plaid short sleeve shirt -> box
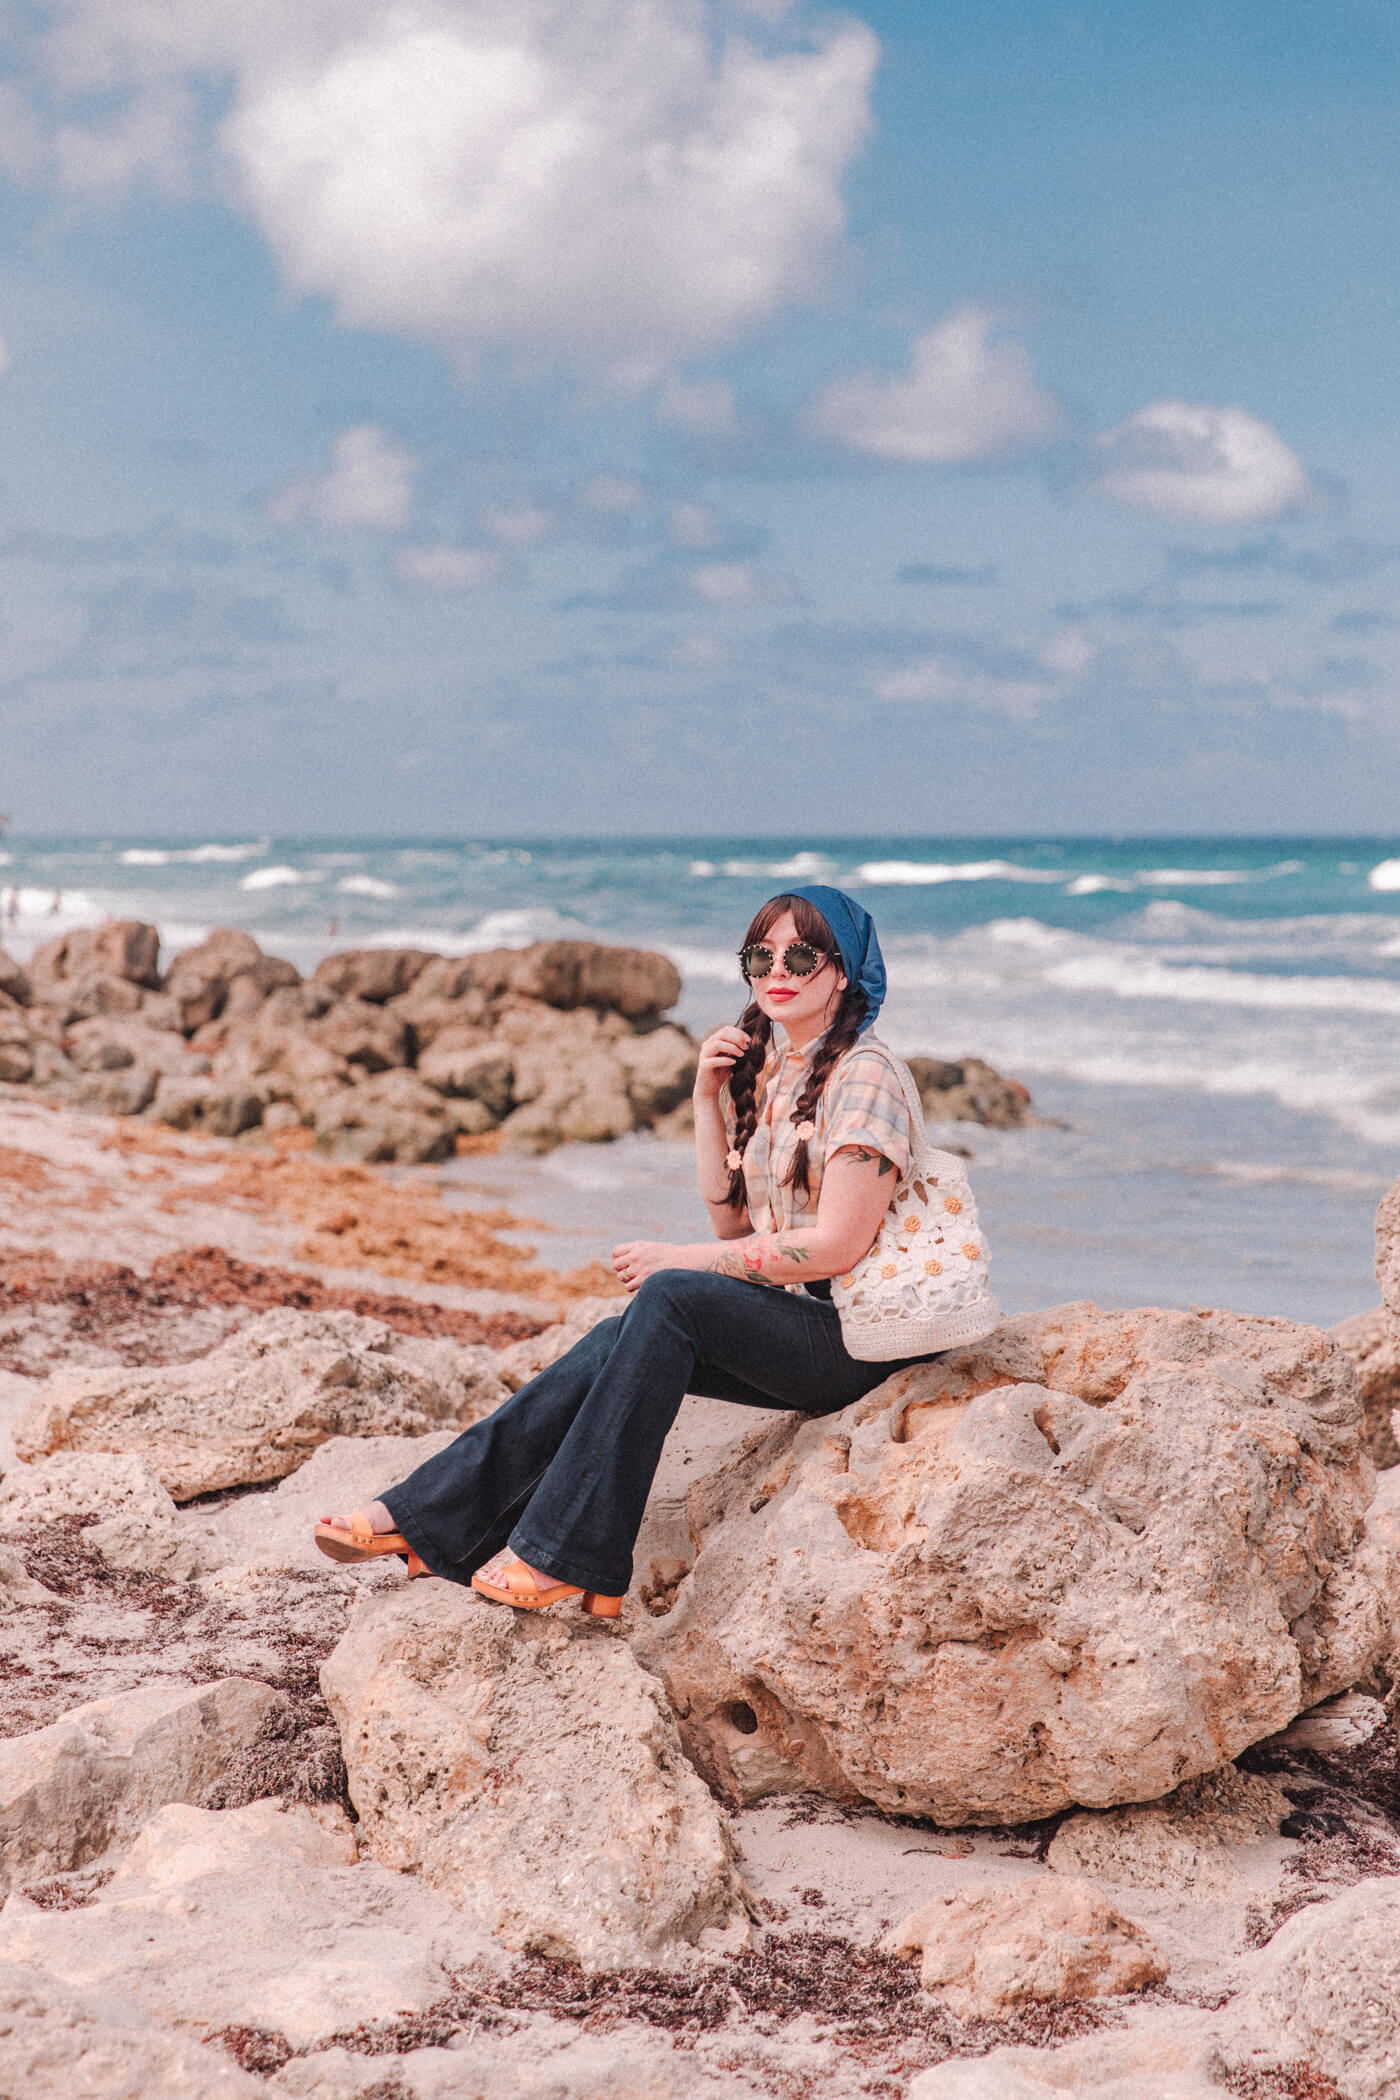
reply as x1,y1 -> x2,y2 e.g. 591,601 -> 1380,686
725,1028 -> 914,1240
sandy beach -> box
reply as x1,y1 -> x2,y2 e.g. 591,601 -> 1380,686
1,1048 -> 1398,2096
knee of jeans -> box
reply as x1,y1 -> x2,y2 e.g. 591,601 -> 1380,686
633,1267 -> 704,1317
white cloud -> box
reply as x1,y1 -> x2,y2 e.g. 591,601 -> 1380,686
269,424 -> 417,532
670,503 -> 719,548
807,306 -> 1062,464
1094,401 -> 1309,523
1039,626 -> 1094,678
656,374 -> 740,437
393,544 -> 502,591
689,560 -> 796,605
874,656 -> 1051,717
21,2 -> 875,375
484,505 -> 552,545
579,473 -> 646,515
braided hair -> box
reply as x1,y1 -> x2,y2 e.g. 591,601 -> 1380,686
722,893 -> 869,1208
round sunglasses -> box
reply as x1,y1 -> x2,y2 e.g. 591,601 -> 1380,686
739,939 -> 831,981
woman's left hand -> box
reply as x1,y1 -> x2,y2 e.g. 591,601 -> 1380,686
611,1239 -> 687,1292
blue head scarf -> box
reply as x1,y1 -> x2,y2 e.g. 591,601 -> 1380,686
778,884 -> 886,1035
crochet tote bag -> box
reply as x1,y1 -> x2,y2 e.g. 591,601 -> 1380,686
830,1050 -> 1001,1362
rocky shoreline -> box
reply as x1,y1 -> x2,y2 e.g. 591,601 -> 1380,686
0,922 -> 1039,1159
0,1014 -> 1397,2094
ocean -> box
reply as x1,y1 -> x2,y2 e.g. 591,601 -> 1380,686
5,834 -> 1400,1330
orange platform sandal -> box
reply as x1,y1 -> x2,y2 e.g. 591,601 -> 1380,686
314,1511 -> 429,1580
470,1551 -> 622,1619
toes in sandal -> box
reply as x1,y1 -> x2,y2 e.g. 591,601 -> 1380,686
470,1555 -> 621,1619
314,1512 -> 428,1580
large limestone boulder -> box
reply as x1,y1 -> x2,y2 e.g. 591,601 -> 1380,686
65,1015 -> 207,1076
1045,1767 -> 1292,1897
312,1067 -> 456,1162
0,948 -> 31,1004
29,920 -> 161,996
321,1583 -> 751,1971
493,1003 -> 637,1148
306,996 -> 412,1073
1377,1175 -> 1400,1325
466,940 -> 681,1020
1333,1304 -> 1400,1469
0,1010 -> 34,1083
0,1798 -> 501,2050
0,1963 -> 268,2100
496,1295 -> 626,1391
163,928 -> 300,1033
907,1054 -> 1035,1129
908,2017 -> 1228,2099
13,1308 -> 506,1499
312,947 -> 435,1006
1235,1877 -> 1400,2099
0,1450 -> 210,1580
194,1429 -> 459,1574
0,1678 -> 288,1892
631,1303 -> 1389,1824
881,1877 -> 1165,2020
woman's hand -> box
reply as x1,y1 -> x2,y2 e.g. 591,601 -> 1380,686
693,1025 -> 750,1101
612,1239 -> 688,1292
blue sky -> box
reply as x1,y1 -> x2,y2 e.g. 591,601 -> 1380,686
1,0 -> 1398,835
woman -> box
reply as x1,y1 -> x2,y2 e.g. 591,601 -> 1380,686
314,884 -> 932,1613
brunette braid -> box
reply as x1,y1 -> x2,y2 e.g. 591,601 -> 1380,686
785,984 -> 868,1201
722,1000 -> 771,1208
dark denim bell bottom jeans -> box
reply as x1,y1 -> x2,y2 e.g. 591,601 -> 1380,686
380,1268 -> 917,1599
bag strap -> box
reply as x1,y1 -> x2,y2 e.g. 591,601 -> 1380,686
831,1039 -> 933,1180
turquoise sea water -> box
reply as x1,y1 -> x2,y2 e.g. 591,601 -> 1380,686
4,834 -> 1400,1328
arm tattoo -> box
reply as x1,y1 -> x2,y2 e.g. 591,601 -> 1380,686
843,1147 -> 896,1176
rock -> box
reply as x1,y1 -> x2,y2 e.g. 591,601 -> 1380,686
0,1963 -> 269,2099
30,920 -> 162,995
14,1308 -> 504,1500
307,997 -> 412,1074
163,929 -> 300,1033
1377,1176 -> 1400,1326
907,1055 -> 1035,1129
313,1068 -> 455,1163
149,1073 -> 265,1137
0,1016 -> 34,1083
416,1038 -> 514,1117
0,1798 -> 501,2051
1235,1876 -> 1400,2099
882,1876 -> 1165,2020
1332,1305 -> 1400,1469
0,949 -> 31,1004
65,1016 -> 208,1077
60,1064 -> 159,1116
194,1430 -> 459,1574
0,1450 -> 211,1581
320,1583 -> 751,1970
612,1023 -> 699,1121
494,1004 -> 636,1148
467,940 -> 681,1020
907,2015 -> 1228,2099
0,1678 -> 289,1892
1045,1767 -> 1291,1895
496,1296 -> 626,1391
631,1301 -> 1384,1823
312,947 -> 435,1006
1264,1689 -> 1388,1754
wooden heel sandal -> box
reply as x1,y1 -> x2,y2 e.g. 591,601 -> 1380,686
314,1512 -> 429,1579
470,1555 -> 622,1618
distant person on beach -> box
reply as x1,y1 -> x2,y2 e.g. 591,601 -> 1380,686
314,886 -> 998,1612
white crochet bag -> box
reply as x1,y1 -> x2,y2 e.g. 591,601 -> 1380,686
830,1050 -> 1000,1362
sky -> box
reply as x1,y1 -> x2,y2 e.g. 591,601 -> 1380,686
1,0 -> 1399,837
